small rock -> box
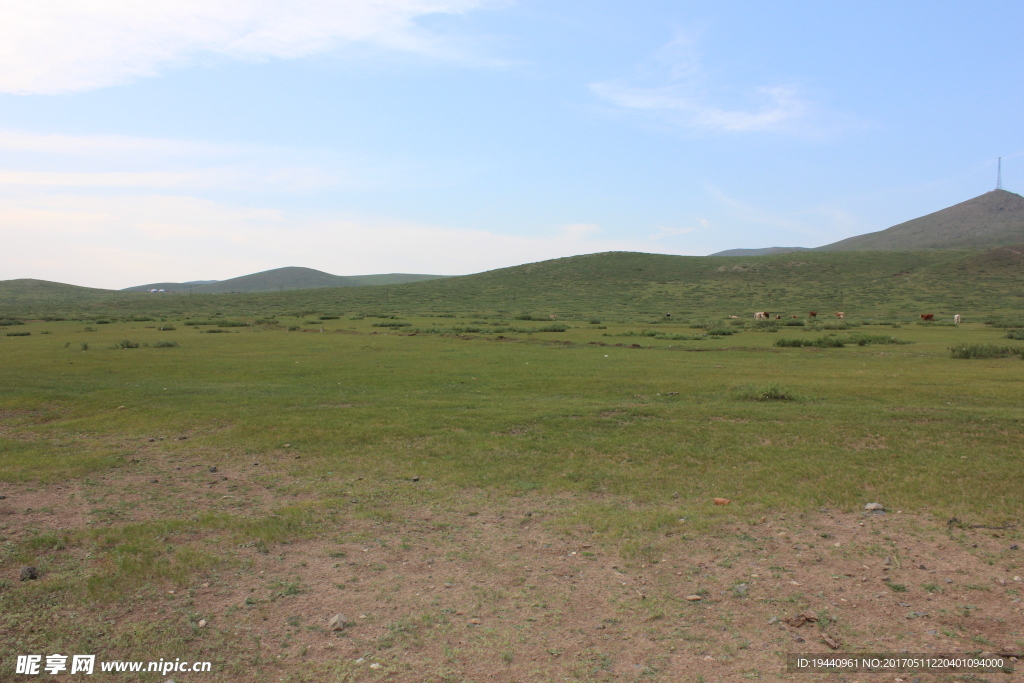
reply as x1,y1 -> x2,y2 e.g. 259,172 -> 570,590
328,614 -> 349,631
469,618 -> 482,625
672,491 -> 680,499
786,613 -> 818,628
703,655 -> 714,661
733,583 -> 748,596
351,499 -> 358,504
767,616 -> 779,625
209,466 -> 217,473
792,636 -> 805,643
117,405 -> 126,410
1014,576 -> 1022,582
997,577 -> 1007,586
178,436 -> 187,440
685,595 -> 703,601
150,479 -> 159,484
369,663 -> 382,670
412,476 -> 420,482
919,564 -> 927,570
283,443 -> 291,448
1011,545 -> 1019,550
197,619 -> 207,628
201,582 -> 210,588
713,498 -> 730,505
0,495 -> 6,500
148,438 -> 155,442
19,566 -> 39,581
864,503 -> 884,511
821,634 -> 839,650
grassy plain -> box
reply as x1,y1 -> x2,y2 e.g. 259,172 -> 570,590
2,295 -> 1023,679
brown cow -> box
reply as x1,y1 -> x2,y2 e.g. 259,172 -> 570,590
808,311 -> 817,318
775,315 -> 782,320
836,312 -> 845,319
920,313 -> 934,321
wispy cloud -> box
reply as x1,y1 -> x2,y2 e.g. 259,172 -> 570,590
0,0 -> 502,95
591,34 -> 814,134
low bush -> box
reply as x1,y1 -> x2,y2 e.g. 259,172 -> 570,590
589,319 -> 601,324
515,314 -> 534,320
537,324 -> 568,332
735,384 -> 799,401
154,340 -> 179,348
1005,329 -> 1024,340
775,336 -> 845,348
6,331 -> 30,337
319,315 -> 340,320
95,320 -> 111,325
113,339 -> 139,349
0,319 -> 24,326
216,321 -> 249,327
372,321 -> 412,328
204,329 -> 229,334
847,334 -> 912,346
158,325 -> 176,331
949,343 -> 1024,359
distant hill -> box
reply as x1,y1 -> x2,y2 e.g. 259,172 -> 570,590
711,189 -> 1024,255
818,189 -> 1024,251
123,267 -> 448,293
709,247 -> 812,257
4,248 -> 1024,318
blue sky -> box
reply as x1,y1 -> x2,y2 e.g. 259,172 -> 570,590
1,0 -> 1022,288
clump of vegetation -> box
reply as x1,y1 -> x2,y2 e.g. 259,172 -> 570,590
154,340 -> 179,348
253,318 -> 278,325
204,329 -> 229,334
216,321 -> 249,328
847,334 -> 912,346
372,321 -> 412,328
319,315 -> 339,320
949,343 -> 1024,359
735,384 -> 799,401
158,325 -> 176,331
1004,329 -> 1024,340
288,325 -> 300,331
589,319 -> 601,324
112,339 -> 139,349
95,320 -> 111,325
6,331 -> 30,337
347,316 -> 364,320
775,336 -> 845,348
79,342 -> 89,351
0,319 -> 25,326
537,324 -> 568,332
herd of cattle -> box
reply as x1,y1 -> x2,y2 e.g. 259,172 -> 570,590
747,311 -> 962,323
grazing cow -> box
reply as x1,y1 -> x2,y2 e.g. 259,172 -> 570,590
754,312 -> 770,320
665,313 -> 672,318
954,314 -> 962,324
549,314 -> 558,320
808,311 -> 817,318
836,312 -> 845,319
729,315 -> 739,319
792,315 -> 798,319
920,314 -> 934,321
775,315 -> 782,320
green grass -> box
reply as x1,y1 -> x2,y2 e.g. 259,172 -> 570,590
948,343 -> 1024,359
1,316 -> 1022,518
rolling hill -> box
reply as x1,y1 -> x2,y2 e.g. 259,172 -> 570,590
712,189 -> 1024,255
122,267 -> 448,293
4,248 -> 1023,320
818,189 -> 1024,251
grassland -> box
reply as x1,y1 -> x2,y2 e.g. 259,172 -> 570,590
2,268 -> 1023,680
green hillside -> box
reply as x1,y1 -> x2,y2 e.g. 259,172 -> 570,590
818,189 -> 1024,251
3,248 -> 1023,320
122,266 -> 448,293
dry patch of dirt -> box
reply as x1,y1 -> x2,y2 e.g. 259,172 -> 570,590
2,458 -> 1023,682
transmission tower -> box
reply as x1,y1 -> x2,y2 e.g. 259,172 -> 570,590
997,157 -> 1003,190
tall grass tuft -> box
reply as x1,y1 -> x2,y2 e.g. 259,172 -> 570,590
112,339 -> 139,349
154,340 -> 179,348
735,384 -> 799,401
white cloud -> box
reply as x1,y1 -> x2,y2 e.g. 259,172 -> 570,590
0,194 -> 688,288
0,129 -> 235,156
591,34 -> 813,134
0,0 -> 500,95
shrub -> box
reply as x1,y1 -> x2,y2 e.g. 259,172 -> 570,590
158,326 -> 176,331
6,331 -> 30,336
216,321 -> 249,327
204,329 -> 229,334
537,324 -> 568,332
736,384 -> 798,401
83,326 -> 96,332
705,328 -> 733,336
847,334 -> 912,346
253,319 -> 278,325
347,316 -> 364,320
288,325 -> 300,331
1005,329 -> 1024,340
949,343 -> 1024,359
95,320 -> 111,324
516,314 -> 533,320
319,315 -> 340,320
0,319 -> 24,326
589,319 -> 601,324
775,336 -> 845,348
80,342 -> 89,351
154,340 -> 179,348
113,339 -> 139,349
372,321 -> 412,328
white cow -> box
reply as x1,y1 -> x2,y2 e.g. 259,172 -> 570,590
954,314 -> 962,324
754,312 -> 769,320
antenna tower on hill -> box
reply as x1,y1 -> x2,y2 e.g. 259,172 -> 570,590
997,157 -> 1002,190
